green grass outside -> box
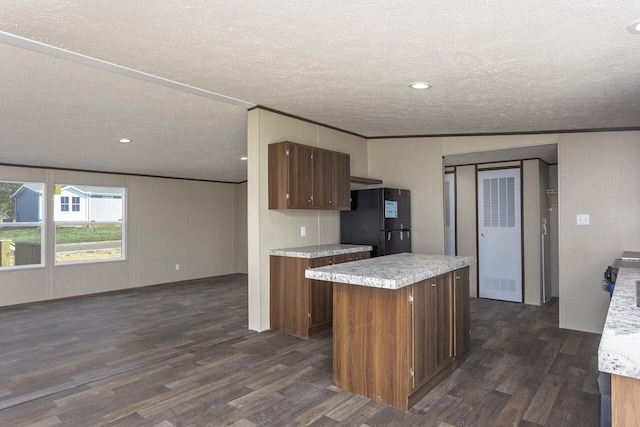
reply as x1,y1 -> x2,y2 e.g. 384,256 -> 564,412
0,226 -> 121,244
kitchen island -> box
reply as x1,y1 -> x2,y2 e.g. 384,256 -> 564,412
598,262 -> 640,426
306,253 -> 476,410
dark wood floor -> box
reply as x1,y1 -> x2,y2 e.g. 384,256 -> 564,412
0,275 -> 600,426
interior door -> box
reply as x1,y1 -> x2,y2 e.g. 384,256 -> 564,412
444,172 -> 455,256
477,168 -> 522,302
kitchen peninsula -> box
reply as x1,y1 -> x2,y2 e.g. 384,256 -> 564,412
269,244 -> 372,338
306,253 -> 476,410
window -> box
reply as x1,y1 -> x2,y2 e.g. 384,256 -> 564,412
54,185 -> 125,264
0,181 -> 45,269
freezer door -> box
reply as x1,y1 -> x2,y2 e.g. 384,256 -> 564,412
382,189 -> 411,230
340,189 -> 382,248
379,230 -> 412,256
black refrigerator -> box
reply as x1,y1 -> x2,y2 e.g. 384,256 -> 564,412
340,188 -> 411,257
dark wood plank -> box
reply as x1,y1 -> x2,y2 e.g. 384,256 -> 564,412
0,280 -> 600,427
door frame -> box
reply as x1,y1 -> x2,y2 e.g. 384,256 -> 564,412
475,162 -> 525,302
444,168 -> 457,256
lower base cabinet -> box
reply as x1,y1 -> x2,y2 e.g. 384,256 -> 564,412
270,252 -> 370,339
333,267 -> 470,410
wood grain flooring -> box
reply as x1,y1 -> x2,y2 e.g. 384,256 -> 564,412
0,275 -> 600,426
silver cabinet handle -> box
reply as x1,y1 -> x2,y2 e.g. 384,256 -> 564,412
387,232 -> 391,240
432,283 -> 436,288
328,200 -> 332,204
456,276 -> 461,280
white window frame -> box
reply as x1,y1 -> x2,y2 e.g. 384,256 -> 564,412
0,180 -> 45,271
71,196 -> 80,212
54,186 -> 126,265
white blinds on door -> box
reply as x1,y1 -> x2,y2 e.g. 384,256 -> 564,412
483,177 -> 515,228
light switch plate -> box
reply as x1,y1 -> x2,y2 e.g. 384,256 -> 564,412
576,214 -> 590,225
300,226 -> 306,237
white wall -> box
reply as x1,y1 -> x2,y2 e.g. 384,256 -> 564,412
0,165 -> 245,306
558,132 -> 640,333
367,137 -> 445,255
365,132 -> 640,333
236,182 -> 248,274
455,165 -> 478,297
247,108 -> 368,332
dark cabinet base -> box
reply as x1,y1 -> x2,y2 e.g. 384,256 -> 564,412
270,252 -> 370,339
333,267 -> 470,410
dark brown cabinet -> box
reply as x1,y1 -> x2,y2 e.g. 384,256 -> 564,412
410,272 -> 454,394
270,251 -> 370,338
268,141 -> 351,210
333,266 -> 470,410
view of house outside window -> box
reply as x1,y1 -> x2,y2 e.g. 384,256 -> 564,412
0,181 -> 45,269
54,185 -> 125,264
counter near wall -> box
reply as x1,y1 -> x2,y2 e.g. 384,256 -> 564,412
269,243 -> 372,259
269,243 -> 372,339
598,264 -> 640,425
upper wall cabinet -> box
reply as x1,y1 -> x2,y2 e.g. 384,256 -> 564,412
268,141 -> 351,210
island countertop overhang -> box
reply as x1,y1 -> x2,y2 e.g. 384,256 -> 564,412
598,264 -> 640,380
305,253 -> 476,290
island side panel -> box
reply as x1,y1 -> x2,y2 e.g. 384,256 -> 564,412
333,282 -> 410,410
270,256 -> 309,338
454,267 -> 471,357
612,374 -> 640,426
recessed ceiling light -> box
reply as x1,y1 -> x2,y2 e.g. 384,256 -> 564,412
628,20 -> 640,34
118,138 -> 132,144
409,82 -> 431,90
240,156 -> 248,161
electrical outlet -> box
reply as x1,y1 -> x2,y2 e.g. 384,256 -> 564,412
300,226 -> 306,237
576,214 -> 590,226
175,264 -> 180,271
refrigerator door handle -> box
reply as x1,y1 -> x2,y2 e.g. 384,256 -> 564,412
387,232 -> 391,241
407,231 -> 410,239
400,231 -> 403,240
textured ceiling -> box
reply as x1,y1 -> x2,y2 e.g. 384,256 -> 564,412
444,144 -> 558,167
1,1 -> 639,181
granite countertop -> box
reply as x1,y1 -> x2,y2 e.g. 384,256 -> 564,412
598,265 -> 640,379
304,253 -> 476,290
269,244 -> 373,259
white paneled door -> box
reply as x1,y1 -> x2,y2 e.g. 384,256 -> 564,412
477,168 -> 522,302
444,172 -> 456,256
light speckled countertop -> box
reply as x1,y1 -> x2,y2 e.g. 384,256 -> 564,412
269,244 -> 372,259
598,265 -> 640,379
305,253 -> 476,290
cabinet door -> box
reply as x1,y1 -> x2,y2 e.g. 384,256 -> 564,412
313,149 -> 334,208
333,153 -> 351,210
454,267 -> 471,357
352,251 -> 370,261
309,256 -> 334,327
411,280 -> 437,390
270,256 -> 309,337
435,273 -> 454,370
287,143 -> 314,208
332,253 -> 351,264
